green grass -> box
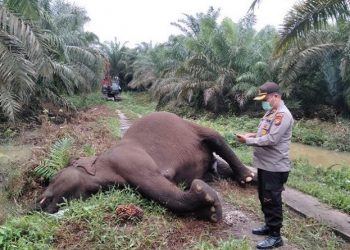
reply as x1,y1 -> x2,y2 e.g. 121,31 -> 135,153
0,188 -> 169,249
110,92 -> 156,119
194,237 -> 252,250
65,91 -> 107,109
102,117 -> 121,139
82,144 -> 96,156
288,159 -> 350,213
0,213 -> 59,249
293,118 -> 350,151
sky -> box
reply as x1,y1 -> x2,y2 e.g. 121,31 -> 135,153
66,0 -> 297,47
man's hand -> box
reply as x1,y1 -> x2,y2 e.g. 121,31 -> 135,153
244,132 -> 256,138
236,134 -> 247,143
236,132 -> 256,143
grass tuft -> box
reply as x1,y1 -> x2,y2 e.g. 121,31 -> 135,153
195,237 -> 252,250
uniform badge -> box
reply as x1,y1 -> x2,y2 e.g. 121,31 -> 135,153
267,114 -> 274,120
261,129 -> 267,135
275,113 -> 284,126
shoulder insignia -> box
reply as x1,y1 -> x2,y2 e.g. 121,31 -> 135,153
274,113 -> 284,126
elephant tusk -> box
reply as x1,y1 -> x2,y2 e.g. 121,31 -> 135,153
39,197 -> 46,204
205,194 -> 214,203
195,184 -> 202,193
246,177 -> 253,182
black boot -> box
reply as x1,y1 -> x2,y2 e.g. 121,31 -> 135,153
256,235 -> 283,249
252,225 -> 270,235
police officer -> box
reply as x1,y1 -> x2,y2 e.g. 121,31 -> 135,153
237,82 -> 294,249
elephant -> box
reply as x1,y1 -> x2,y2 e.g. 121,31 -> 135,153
37,111 -> 254,222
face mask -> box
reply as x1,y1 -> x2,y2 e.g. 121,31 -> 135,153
262,101 -> 272,111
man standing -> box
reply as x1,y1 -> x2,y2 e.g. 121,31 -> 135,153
237,82 -> 294,249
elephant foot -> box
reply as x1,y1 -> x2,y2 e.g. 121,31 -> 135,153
189,179 -> 222,222
236,166 -> 256,185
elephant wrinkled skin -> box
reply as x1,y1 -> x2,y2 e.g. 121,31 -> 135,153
37,112 -> 254,222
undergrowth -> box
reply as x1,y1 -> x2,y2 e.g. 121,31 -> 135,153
65,92 -> 106,109
288,159 -> 350,213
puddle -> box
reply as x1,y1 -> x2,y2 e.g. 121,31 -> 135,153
290,143 -> 350,169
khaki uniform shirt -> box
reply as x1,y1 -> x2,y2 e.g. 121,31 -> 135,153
246,101 -> 294,172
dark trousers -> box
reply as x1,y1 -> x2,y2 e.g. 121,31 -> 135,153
257,168 -> 289,236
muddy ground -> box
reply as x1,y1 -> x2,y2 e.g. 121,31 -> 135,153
0,105 -> 331,249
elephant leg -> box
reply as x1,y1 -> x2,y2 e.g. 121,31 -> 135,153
130,175 -> 222,222
184,179 -> 222,222
208,154 -> 234,179
202,132 -> 254,184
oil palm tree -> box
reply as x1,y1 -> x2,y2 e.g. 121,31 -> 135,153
250,0 -> 350,114
0,0 -> 104,120
248,0 -> 350,55
0,2 -> 51,120
128,7 -> 279,113
150,10 -> 278,112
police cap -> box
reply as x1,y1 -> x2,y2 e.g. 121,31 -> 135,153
253,82 -> 280,101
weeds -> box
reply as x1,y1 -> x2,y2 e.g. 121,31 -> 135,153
0,213 -> 58,249
82,144 -> 96,156
104,117 -> 121,139
111,92 -> 156,119
34,137 -> 74,181
195,237 -> 252,250
65,92 -> 106,109
4,166 -> 28,199
288,159 -> 350,213
293,118 -> 350,151
0,187 -> 170,249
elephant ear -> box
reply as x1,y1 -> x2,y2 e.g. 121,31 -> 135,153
72,156 -> 98,176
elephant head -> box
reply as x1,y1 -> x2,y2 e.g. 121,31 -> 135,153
37,156 -> 98,213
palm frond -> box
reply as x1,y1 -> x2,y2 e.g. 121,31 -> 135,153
34,137 -> 74,181
247,0 -> 262,13
4,0 -> 41,20
0,33 -> 37,87
0,85 -> 22,121
52,62 -> 85,94
276,0 -> 350,56
66,45 -> 97,64
0,6 -> 47,65
279,43 -> 343,86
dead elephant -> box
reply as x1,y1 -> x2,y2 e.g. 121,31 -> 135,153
37,111 -> 254,222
